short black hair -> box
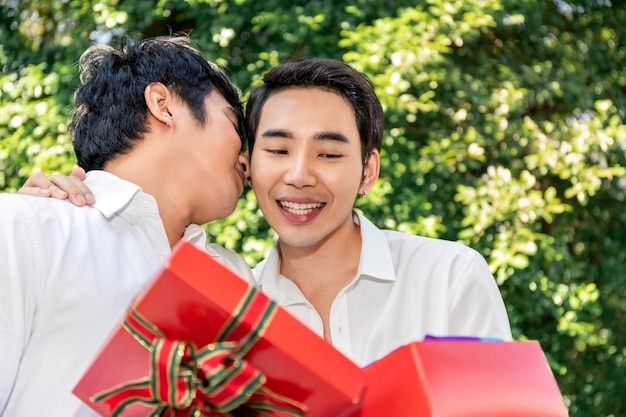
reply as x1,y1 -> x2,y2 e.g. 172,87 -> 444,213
70,35 -> 243,171
245,57 -> 383,165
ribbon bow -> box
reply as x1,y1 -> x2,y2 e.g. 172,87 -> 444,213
92,287 -> 306,417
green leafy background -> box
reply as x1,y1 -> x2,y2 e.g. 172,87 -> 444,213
1,1 -> 624,415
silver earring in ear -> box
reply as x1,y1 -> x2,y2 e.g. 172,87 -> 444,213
361,190 -> 367,198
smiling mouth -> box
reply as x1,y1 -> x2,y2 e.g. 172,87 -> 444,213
278,201 -> 325,215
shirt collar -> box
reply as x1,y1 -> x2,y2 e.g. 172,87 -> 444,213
352,209 -> 397,283
85,171 -> 143,219
85,170 -> 207,250
255,241 -> 302,304
182,223 -> 209,251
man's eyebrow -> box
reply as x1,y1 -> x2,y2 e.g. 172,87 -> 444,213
314,131 -> 350,143
261,128 -> 292,139
260,129 -> 350,143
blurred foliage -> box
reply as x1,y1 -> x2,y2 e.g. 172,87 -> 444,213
1,0 -> 625,415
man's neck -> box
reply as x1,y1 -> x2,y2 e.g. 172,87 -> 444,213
150,189 -> 190,248
104,158 -> 189,249
280,218 -> 361,293
278,217 -> 362,341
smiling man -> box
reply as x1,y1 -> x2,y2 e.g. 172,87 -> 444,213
248,87 -> 377,341
246,58 -> 512,366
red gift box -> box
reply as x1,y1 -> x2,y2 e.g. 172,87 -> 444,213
73,241 -> 364,417
358,340 -> 569,417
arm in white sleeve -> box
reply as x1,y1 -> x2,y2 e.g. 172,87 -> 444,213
448,248 -> 513,341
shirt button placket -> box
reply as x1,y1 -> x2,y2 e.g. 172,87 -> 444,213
331,295 -> 351,355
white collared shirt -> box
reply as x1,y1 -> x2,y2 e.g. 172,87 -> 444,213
0,171 -> 253,417
254,210 -> 512,366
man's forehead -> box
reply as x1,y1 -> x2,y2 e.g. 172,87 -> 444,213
267,86 -> 342,100
261,87 -> 351,115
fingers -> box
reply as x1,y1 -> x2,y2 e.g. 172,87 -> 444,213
17,186 -> 54,198
17,169 -> 95,206
68,167 -> 94,205
49,172 -> 95,206
70,166 -> 87,181
18,171 -> 66,199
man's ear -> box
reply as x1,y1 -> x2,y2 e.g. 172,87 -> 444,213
360,148 -> 380,194
145,82 -> 173,126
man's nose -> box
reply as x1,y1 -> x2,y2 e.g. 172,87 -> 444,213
283,154 -> 316,188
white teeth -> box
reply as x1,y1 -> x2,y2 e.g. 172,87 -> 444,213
279,201 -> 323,215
